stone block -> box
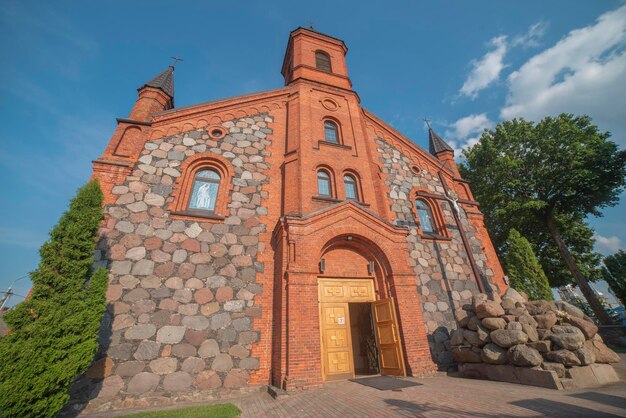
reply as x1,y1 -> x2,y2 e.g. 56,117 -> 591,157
590,363 -> 619,386
565,366 -> 599,388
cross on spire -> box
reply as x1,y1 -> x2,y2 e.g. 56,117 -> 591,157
308,21 -> 314,29
170,56 -> 184,68
424,118 -> 432,129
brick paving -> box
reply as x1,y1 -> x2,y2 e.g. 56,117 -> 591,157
233,373 -> 625,418
83,355 -> 626,417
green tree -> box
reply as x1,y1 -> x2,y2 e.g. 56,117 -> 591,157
504,229 -> 553,301
460,114 -> 626,324
0,180 -> 108,417
602,250 -> 626,307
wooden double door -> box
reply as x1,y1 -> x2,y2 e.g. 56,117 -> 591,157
318,278 -> 406,381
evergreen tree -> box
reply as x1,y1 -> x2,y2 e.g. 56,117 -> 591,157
504,229 -> 553,301
0,180 -> 108,418
602,250 -> 626,307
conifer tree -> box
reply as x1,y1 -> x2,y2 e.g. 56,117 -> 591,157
0,180 -> 108,418
504,229 -> 553,301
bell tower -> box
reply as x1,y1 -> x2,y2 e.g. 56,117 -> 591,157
281,27 -> 352,90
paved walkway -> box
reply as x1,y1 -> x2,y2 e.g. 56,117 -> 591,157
86,355 -> 626,417
233,373 -> 625,417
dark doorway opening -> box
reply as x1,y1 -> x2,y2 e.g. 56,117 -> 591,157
349,302 -> 379,375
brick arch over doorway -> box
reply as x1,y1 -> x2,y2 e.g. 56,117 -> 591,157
270,202 -> 437,391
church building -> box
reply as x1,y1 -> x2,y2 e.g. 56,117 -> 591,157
88,27 -> 507,407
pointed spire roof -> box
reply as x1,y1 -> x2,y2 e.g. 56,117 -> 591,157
139,66 -> 174,99
428,128 -> 454,155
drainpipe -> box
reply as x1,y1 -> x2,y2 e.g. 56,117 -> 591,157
437,172 -> 489,294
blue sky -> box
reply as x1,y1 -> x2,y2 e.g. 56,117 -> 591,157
1,1 -> 625,306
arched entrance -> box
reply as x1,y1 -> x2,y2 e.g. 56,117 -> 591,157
318,235 -> 406,381
270,202 -> 436,391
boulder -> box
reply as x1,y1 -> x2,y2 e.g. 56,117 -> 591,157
574,346 -> 596,366
518,314 -> 538,328
537,328 -> 553,341
544,349 -> 582,367
507,344 -> 543,367
467,316 -> 481,331
526,300 -> 551,316
589,335 -> 621,364
452,346 -> 482,363
542,362 -> 566,378
482,317 -> 506,330
565,316 -> 598,340
551,325 -> 585,350
450,329 -> 464,346
476,323 -> 491,346
481,343 -> 507,365
528,340 -> 552,353
475,300 -> 505,319
472,293 -> 489,309
521,324 -> 539,342
490,329 -> 528,348
505,322 -> 522,331
503,288 -> 526,304
463,330 -> 481,347
549,300 -> 584,319
534,312 -> 558,330
501,298 -> 517,311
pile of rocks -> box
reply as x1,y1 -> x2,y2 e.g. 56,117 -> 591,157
451,288 -> 620,389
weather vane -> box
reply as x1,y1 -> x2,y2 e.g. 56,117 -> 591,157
170,56 -> 184,67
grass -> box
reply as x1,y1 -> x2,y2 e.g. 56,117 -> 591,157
119,403 -> 240,418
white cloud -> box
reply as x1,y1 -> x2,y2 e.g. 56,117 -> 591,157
444,113 -> 494,158
459,36 -> 508,99
594,234 -> 623,255
512,21 -> 549,48
501,4 -> 626,147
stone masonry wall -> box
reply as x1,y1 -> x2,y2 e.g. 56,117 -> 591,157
73,114 -> 273,413
375,138 -> 496,369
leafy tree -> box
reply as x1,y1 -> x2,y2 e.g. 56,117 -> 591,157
0,180 -> 108,417
504,229 -> 553,300
602,250 -> 626,307
460,114 -> 626,324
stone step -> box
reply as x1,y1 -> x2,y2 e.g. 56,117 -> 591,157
559,378 -> 577,390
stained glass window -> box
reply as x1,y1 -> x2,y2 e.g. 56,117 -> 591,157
189,169 -> 220,211
344,175 -> 358,200
324,121 -> 339,143
318,170 -> 331,196
416,199 -> 435,233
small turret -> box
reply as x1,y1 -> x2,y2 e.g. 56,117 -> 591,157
129,66 -> 175,121
428,127 -> 459,177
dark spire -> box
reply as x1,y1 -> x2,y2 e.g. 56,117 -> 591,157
139,66 -> 174,100
428,127 -> 454,155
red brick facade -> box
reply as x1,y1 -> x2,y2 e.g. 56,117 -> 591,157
86,27 -> 507,411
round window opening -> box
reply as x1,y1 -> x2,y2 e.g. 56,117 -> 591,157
210,128 -> 225,138
411,165 -> 421,174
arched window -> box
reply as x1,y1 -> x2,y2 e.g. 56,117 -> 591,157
316,51 -> 332,72
317,170 -> 332,197
188,169 -> 221,212
344,175 -> 358,200
324,121 -> 339,144
415,199 -> 435,234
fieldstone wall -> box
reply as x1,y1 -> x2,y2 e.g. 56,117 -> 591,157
72,113 -> 273,413
375,138 -> 496,368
